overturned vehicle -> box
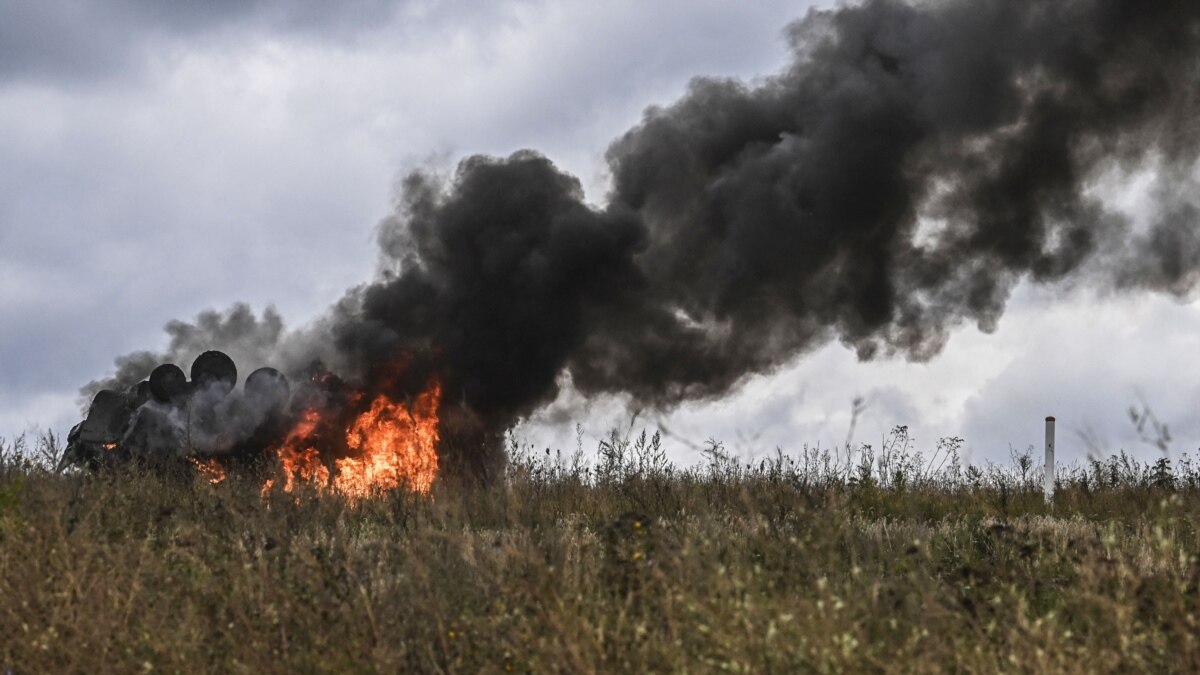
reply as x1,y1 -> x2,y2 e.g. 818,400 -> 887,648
63,351 -> 294,476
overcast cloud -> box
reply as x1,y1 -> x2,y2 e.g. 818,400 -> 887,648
3,0 -> 1199,468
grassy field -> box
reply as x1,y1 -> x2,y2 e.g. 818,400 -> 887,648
2,428 -> 1200,673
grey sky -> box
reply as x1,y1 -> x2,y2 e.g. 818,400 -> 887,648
3,0 -> 1198,467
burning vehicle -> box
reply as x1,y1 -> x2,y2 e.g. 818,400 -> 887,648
63,350 -> 442,497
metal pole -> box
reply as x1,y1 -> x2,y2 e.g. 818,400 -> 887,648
1044,416 -> 1056,503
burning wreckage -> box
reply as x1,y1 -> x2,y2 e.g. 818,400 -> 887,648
62,351 -> 443,496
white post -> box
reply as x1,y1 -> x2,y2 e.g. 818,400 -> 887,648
1044,416 -> 1056,503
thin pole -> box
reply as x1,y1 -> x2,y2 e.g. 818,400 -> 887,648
1044,416 -> 1056,504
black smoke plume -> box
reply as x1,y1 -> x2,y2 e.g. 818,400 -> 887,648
88,0 -> 1200,476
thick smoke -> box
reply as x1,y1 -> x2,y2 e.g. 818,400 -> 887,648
88,0 -> 1200,470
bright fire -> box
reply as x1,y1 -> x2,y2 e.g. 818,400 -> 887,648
189,456 -> 228,484
272,409 -> 331,492
269,381 -> 441,498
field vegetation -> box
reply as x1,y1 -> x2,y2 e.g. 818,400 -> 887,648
2,427 -> 1200,673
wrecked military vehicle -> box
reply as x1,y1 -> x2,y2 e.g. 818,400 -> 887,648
62,350 -> 293,476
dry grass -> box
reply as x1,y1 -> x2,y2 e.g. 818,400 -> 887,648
2,429 -> 1200,673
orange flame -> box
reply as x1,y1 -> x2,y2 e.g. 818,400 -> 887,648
188,456 -> 228,484
336,384 -> 441,496
274,409 -> 331,492
269,380 -> 441,498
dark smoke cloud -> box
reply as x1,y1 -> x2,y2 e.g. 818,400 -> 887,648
337,154 -> 646,431
601,0 -> 1200,369
88,0 -> 1200,461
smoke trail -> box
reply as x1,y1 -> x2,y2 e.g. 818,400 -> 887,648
88,0 -> 1200,471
